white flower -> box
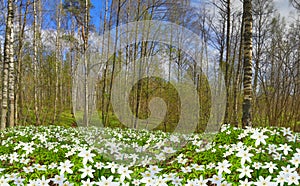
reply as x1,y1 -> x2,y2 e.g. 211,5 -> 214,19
79,165 -> 95,178
94,162 -> 104,169
290,155 -> 300,167
19,157 -> 30,164
65,150 -> 76,158
62,181 -> 74,186
294,148 -> 300,157
36,175 -> 50,186
23,166 -> 34,173
81,178 -> 94,186
191,163 -> 205,171
287,172 -> 300,185
172,176 -> 183,186
272,152 -> 282,160
194,176 -> 208,186
155,176 -> 168,186
254,176 -> 277,186
105,162 -> 119,174
252,162 -> 262,170
22,144 -> 35,155
281,127 -> 292,136
236,149 -> 253,165
117,166 -> 133,182
267,144 -> 277,154
238,133 -> 246,140
132,179 -> 140,186
239,178 -> 252,186
206,162 -> 215,169
0,176 -> 10,186
48,162 -> 57,169
140,177 -> 156,186
223,150 -> 234,158
263,162 -> 278,174
281,165 -> 296,176
170,135 -> 180,143
6,172 -> 19,181
163,147 -> 176,154
275,172 -> 288,186
129,154 -> 139,162
14,177 -> 25,186
237,165 -> 253,178
141,171 -> 155,178
147,165 -> 162,174
250,130 -> 268,147
216,160 -> 231,174
221,181 -> 232,186
155,153 -> 166,161
286,134 -> 297,142
181,166 -> 192,173
177,157 -> 188,164
278,143 -> 292,155
95,176 -> 119,186
9,152 -> 19,163
58,160 -> 74,174
34,164 -> 47,171
78,149 -> 96,165
210,174 -> 224,185
51,174 -> 65,185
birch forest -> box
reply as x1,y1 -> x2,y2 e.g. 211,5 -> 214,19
1,0 -> 300,185
0,0 -> 299,131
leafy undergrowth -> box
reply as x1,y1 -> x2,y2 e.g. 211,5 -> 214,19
0,124 -> 299,185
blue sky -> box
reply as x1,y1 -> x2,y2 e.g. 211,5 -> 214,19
90,0 -> 105,30
89,0 -> 296,30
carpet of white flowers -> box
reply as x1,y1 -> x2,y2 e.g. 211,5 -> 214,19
0,124 -> 299,186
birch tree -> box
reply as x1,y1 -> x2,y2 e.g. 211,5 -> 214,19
16,0 -> 30,126
53,0 -> 62,123
242,0 -> 253,128
1,0 -> 15,129
33,0 -> 41,125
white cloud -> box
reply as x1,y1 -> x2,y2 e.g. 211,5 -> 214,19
191,0 -> 297,25
274,0 -> 296,22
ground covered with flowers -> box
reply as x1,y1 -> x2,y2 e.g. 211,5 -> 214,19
0,124 -> 299,185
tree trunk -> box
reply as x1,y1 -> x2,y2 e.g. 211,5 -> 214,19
101,0 -> 109,126
33,0 -> 40,125
53,0 -> 62,124
224,0 -> 231,124
242,0 -> 253,128
16,0 -> 29,126
70,17 -> 76,119
1,0 -> 14,129
83,0 -> 90,127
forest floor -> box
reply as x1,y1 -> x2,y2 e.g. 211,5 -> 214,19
0,124 -> 299,185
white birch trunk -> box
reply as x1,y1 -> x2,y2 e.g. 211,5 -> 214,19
1,0 -> 14,129
53,0 -> 62,123
33,0 -> 40,125
83,0 -> 90,127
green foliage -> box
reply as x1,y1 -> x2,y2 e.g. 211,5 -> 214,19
63,0 -> 93,24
